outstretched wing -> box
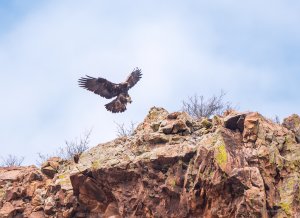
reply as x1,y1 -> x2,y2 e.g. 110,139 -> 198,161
125,68 -> 142,89
105,95 -> 127,113
78,75 -> 122,99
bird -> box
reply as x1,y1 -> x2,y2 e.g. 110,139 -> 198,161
73,153 -> 80,163
78,68 -> 142,113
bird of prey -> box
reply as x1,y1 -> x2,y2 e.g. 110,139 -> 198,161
78,68 -> 142,113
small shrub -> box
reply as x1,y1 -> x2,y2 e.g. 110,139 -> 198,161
0,154 -> 24,167
36,129 -> 92,165
182,90 -> 232,118
115,121 -> 136,137
36,152 -> 51,167
58,128 -> 92,160
273,115 -> 281,124
266,115 -> 281,125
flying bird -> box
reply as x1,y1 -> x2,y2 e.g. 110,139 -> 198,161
78,68 -> 142,113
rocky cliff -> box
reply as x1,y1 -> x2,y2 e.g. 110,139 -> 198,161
1,107 -> 300,218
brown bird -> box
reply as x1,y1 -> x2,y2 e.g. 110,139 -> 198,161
73,153 -> 80,163
78,68 -> 142,113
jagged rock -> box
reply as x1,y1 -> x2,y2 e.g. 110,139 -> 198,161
200,118 -> 213,129
135,107 -> 169,134
44,196 -> 55,215
159,111 -> 192,135
27,171 -> 43,183
0,167 -> 26,182
41,157 -> 62,178
143,133 -> 169,144
0,202 -> 16,218
224,112 -> 246,132
242,112 -> 260,143
103,202 -> 122,218
31,190 -> 44,207
283,114 -> 300,143
1,107 -> 300,217
28,211 -> 45,218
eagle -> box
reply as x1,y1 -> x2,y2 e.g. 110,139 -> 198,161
78,68 -> 142,113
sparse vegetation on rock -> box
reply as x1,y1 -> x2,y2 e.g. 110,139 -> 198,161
182,90 -> 233,118
115,121 -> 136,137
0,154 -> 24,167
1,107 -> 300,217
36,129 -> 92,166
59,129 -> 92,160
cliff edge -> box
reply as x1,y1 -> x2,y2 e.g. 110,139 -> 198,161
1,107 -> 300,218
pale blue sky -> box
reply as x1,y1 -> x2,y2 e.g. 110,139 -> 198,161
1,0 -> 299,165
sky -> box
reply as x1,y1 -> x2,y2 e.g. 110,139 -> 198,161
0,0 -> 299,165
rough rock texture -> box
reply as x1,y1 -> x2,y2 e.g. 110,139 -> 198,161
283,114 -> 300,143
1,107 -> 300,217
41,157 -> 63,179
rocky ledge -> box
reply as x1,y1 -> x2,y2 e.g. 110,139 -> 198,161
1,107 -> 300,218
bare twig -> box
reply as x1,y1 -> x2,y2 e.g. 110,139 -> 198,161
182,90 -> 232,118
36,128 -> 92,164
36,152 -> 51,167
115,121 -> 136,137
0,154 -> 24,167
60,128 -> 92,160
270,115 -> 281,124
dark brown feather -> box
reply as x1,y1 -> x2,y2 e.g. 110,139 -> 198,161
73,153 -> 80,163
78,76 -> 124,99
78,68 -> 142,113
105,95 -> 128,113
125,68 -> 142,89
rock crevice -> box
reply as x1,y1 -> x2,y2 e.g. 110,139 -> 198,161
1,107 -> 300,217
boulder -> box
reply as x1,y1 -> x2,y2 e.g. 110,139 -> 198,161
224,112 -> 246,132
41,157 -> 63,178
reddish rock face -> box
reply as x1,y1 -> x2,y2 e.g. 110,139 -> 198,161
1,107 -> 300,217
0,202 -> 16,218
28,211 -> 46,218
283,114 -> 300,143
41,157 -> 63,179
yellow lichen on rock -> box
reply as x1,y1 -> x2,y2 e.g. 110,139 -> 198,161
214,138 -> 228,170
1,108 -> 300,217
278,175 -> 299,216
279,201 -> 292,216
215,144 -> 227,168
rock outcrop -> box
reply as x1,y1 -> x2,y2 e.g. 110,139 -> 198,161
283,114 -> 300,143
1,107 -> 300,217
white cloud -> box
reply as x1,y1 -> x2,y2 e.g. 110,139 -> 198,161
0,1 -> 299,165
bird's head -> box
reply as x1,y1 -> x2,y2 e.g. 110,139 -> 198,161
126,95 -> 132,103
